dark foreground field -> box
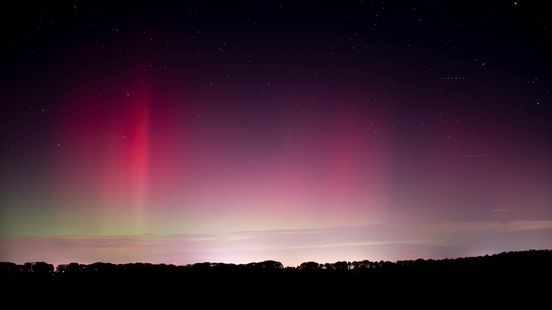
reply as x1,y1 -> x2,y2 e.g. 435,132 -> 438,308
2,250 -> 550,304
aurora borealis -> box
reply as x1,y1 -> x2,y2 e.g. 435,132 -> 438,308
1,1 -> 551,266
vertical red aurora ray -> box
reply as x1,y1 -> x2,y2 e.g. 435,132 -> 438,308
56,74 -> 151,234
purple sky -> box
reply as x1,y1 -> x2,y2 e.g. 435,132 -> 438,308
1,1 -> 551,264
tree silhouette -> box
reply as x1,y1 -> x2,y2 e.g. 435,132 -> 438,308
298,261 -> 320,271
30,262 -> 54,274
1,249 -> 551,277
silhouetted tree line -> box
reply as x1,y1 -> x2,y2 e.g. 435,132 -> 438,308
1,250 -> 551,275
0,261 -> 54,274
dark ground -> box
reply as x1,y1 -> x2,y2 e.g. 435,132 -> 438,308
1,250 -> 550,305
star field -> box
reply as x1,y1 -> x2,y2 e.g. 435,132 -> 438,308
0,1 -> 551,265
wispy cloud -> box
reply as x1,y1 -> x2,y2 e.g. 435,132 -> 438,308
1,220 -> 551,266
435,220 -> 552,233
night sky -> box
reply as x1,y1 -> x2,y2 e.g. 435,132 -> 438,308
1,1 -> 551,265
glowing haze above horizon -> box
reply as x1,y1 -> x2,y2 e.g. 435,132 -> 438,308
1,1 -> 551,266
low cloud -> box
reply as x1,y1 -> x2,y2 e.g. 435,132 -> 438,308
1,220 -> 551,266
